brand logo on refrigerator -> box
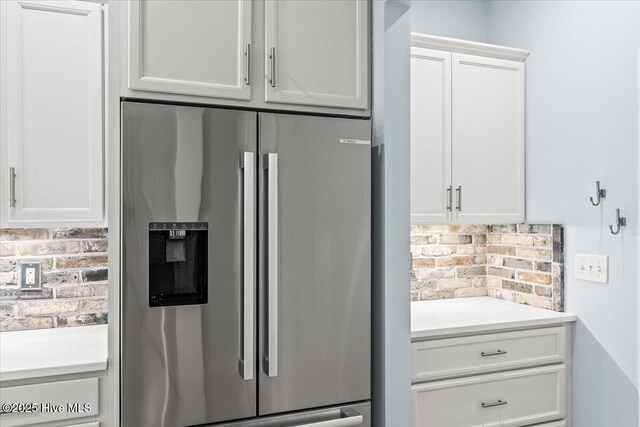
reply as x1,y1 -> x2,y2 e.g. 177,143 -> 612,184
339,138 -> 370,146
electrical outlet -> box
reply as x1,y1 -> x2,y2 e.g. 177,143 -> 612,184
25,267 -> 35,284
19,262 -> 42,291
575,254 -> 608,284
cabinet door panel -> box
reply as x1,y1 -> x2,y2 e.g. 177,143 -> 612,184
4,0 -> 104,226
128,0 -> 251,100
264,0 -> 368,109
452,53 -> 524,223
410,48 -> 451,223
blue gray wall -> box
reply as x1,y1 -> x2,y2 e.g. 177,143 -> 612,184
410,0 -> 487,42
487,2 -> 639,425
371,1 -> 412,425
407,1 -> 639,425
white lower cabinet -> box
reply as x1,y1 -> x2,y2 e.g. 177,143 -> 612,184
412,325 -> 571,427
0,376 -> 103,427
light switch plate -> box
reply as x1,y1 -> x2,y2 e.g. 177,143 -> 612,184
575,254 -> 608,283
19,262 -> 42,291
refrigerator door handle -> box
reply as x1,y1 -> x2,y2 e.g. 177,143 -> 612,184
240,152 -> 255,380
297,409 -> 364,427
264,153 -> 279,377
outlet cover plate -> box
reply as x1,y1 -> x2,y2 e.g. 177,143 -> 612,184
575,254 -> 608,284
19,262 -> 42,291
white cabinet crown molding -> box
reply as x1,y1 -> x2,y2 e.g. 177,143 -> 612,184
411,33 -> 530,63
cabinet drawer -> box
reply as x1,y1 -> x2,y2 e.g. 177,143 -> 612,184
412,364 -> 567,427
0,377 -> 99,427
413,326 -> 567,382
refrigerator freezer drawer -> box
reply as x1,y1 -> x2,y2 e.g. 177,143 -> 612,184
211,402 -> 371,427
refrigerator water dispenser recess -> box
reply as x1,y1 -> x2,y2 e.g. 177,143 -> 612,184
148,222 -> 208,307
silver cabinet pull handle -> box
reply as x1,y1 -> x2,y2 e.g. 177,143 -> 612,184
264,153 -> 278,377
297,409 -> 364,427
239,152 -> 255,380
244,44 -> 251,85
269,47 -> 276,88
481,400 -> 508,409
481,349 -> 507,357
446,186 -> 452,211
456,185 -> 462,211
9,167 -> 16,208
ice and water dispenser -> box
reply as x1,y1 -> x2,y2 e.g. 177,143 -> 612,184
148,222 -> 208,307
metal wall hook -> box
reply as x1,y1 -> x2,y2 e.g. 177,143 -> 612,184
609,208 -> 627,235
590,181 -> 606,206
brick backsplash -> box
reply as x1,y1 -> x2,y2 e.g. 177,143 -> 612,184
411,224 -> 564,311
0,228 -> 108,332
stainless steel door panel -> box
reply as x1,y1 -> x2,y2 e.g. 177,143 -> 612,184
258,113 -> 371,415
211,402 -> 371,427
122,102 -> 257,426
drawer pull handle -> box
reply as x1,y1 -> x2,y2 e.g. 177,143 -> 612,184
481,400 -> 508,409
481,350 -> 507,357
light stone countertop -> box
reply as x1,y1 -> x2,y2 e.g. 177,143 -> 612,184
411,297 -> 577,340
0,324 -> 107,381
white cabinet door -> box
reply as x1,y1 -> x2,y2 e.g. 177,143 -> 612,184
410,47 -> 451,224
128,0 -> 252,100
2,0 -> 104,226
452,53 -> 525,223
264,0 -> 368,109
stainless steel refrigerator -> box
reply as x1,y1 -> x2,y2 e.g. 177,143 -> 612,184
121,102 -> 371,427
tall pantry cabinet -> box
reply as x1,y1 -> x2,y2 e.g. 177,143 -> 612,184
410,35 -> 528,224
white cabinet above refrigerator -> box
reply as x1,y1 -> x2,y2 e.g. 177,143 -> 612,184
263,0 -> 369,110
118,0 -> 370,116
127,0 -> 252,100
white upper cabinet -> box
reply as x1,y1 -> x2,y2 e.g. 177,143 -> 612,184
121,0 -> 370,115
1,0 -> 105,227
410,35 -> 527,224
410,48 -> 452,223
264,0 -> 369,110
128,0 -> 252,100
452,53 -> 525,223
